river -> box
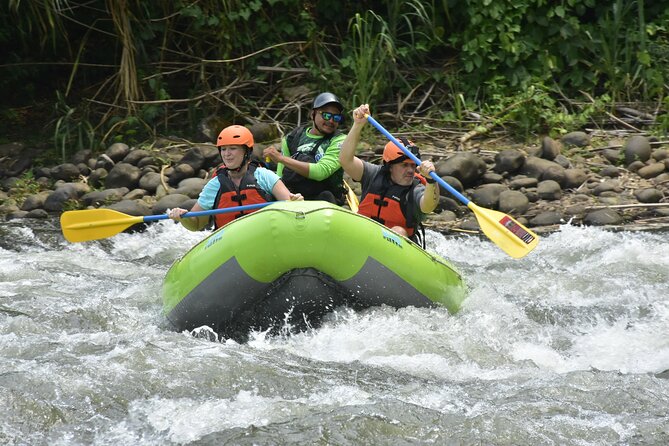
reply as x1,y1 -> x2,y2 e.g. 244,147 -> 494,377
1,218 -> 668,445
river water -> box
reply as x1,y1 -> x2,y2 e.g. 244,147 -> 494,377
1,218 -> 667,445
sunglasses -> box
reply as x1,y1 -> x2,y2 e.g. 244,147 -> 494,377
318,111 -> 344,123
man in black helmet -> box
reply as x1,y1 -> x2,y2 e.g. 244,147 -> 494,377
263,92 -> 346,205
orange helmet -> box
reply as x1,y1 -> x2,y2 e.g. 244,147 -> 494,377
216,125 -> 254,148
382,138 -> 420,164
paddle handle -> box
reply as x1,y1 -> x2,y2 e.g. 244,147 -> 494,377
142,202 -> 273,223
365,114 -> 471,206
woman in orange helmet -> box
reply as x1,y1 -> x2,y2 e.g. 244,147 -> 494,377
339,104 -> 439,241
168,125 -> 302,231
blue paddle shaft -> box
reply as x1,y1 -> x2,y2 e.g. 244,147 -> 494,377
365,115 -> 470,206
142,202 -> 273,223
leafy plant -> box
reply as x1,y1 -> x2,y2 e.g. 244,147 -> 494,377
52,91 -> 96,163
342,12 -> 397,105
8,171 -> 42,206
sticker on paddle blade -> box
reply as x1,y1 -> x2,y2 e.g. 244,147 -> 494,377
499,216 -> 535,244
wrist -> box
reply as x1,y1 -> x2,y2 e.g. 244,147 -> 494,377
425,176 -> 437,184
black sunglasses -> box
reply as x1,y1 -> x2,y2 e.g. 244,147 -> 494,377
318,111 -> 344,123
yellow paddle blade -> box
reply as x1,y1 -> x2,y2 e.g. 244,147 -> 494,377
468,202 -> 539,259
344,180 -> 359,213
60,209 -> 145,243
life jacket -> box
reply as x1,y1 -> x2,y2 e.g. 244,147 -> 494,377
281,125 -> 344,203
212,163 -> 273,228
358,167 -> 421,237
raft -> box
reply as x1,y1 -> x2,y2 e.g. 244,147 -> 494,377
162,200 -> 467,340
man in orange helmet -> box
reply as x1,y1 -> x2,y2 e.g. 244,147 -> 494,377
339,104 -> 439,242
262,92 -> 347,205
168,125 -> 302,230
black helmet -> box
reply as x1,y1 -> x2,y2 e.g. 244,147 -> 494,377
312,92 -> 343,112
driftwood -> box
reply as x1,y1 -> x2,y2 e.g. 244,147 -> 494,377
587,203 -> 669,210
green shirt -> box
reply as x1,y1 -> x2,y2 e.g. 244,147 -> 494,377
277,127 -> 346,181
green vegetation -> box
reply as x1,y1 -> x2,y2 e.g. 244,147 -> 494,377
0,0 -> 666,162
6,172 -> 43,207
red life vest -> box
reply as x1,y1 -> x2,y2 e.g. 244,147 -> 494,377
212,163 -> 273,228
358,168 -> 421,237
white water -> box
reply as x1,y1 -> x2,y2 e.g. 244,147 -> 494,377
1,219 -> 667,445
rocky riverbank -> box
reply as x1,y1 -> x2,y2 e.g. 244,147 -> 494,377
1,128 -> 668,238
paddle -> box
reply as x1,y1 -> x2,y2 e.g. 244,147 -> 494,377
60,202 -> 272,243
365,114 -> 539,259
344,180 -> 360,212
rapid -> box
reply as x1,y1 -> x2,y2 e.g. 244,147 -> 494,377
1,218 -> 667,445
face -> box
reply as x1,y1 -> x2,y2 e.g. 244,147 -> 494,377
312,104 -> 343,135
219,145 -> 246,169
389,161 -> 417,186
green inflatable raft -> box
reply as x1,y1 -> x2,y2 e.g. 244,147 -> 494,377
162,200 -> 467,339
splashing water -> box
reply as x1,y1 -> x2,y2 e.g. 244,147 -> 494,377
1,219 -> 667,445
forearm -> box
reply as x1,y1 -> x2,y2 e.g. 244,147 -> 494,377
420,183 -> 440,213
180,215 -> 209,231
339,122 -> 365,181
340,122 -> 362,166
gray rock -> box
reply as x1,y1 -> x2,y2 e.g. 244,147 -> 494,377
153,194 -> 193,214
51,163 -> 81,181
20,191 -> 50,211
634,188 -> 662,203
652,149 -> 668,161
624,135 -> 651,166
459,218 -> 480,231
637,163 -> 665,179
80,188 -> 130,207
554,154 -> 571,168
537,180 -> 562,200
138,172 -> 162,193
498,190 -> 530,214
508,177 -> 538,190
174,178 -> 207,199
25,209 -> 49,219
563,168 -> 588,189
436,152 -> 487,187
88,168 -> 108,188
105,163 -> 142,190
593,180 -> 621,195
122,149 -> 152,166
627,160 -> 645,173
77,163 -> 91,176
530,211 -> 564,226
108,199 -> 152,216
105,142 -> 130,162
180,147 -> 207,172
123,189 -> 148,200
470,184 -> 508,208
430,210 -> 457,222
249,122 -> 279,143
44,183 -> 91,211
540,136 -> 560,160
583,209 -> 622,225
437,196 -> 462,213
653,173 -> 669,185
494,149 -> 525,174
561,131 -> 590,147
602,148 -> 622,165
437,176 -> 463,195
481,172 -> 504,184
168,163 -> 195,186
71,149 -> 93,165
600,166 -> 621,177
521,157 -> 566,185
95,154 -> 115,170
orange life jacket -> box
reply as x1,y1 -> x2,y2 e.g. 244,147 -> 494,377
358,168 -> 421,237
213,163 -> 273,228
